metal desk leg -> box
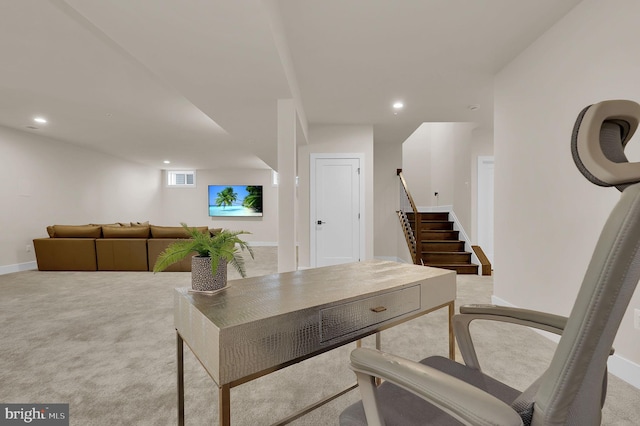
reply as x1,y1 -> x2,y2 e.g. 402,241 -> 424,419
375,332 -> 382,386
448,302 -> 455,360
177,331 -> 184,426
219,384 -> 231,426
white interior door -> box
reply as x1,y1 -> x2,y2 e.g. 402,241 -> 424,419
477,156 -> 495,265
311,156 -> 361,267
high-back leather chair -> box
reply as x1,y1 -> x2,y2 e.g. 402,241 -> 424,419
340,99 -> 640,426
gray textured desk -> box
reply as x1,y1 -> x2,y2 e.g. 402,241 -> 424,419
175,260 -> 456,425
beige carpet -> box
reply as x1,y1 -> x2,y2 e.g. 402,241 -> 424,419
1,247 -> 639,425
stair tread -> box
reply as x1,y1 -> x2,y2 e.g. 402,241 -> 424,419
420,241 -> 465,244
423,263 -> 479,274
421,251 -> 471,254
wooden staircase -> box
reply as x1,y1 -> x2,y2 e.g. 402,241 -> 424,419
407,212 -> 478,274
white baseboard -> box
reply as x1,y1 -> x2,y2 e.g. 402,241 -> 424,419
375,256 -> 410,264
492,295 -> 640,389
0,261 -> 37,275
297,266 -> 313,270
607,354 -> 640,390
249,241 -> 278,247
417,204 -> 453,212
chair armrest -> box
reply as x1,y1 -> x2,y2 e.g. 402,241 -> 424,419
350,348 -> 523,426
454,304 -> 567,370
459,304 -> 567,331
454,304 -> 614,371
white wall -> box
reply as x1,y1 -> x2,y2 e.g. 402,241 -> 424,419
402,122 -> 474,234
494,0 -> 640,374
159,168 -> 276,244
0,125 -> 162,271
470,128 -> 494,243
451,125 -> 473,234
402,126 -> 432,205
373,140 -> 410,263
298,124 -> 374,268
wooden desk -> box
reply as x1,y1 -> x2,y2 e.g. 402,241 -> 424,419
175,260 -> 456,425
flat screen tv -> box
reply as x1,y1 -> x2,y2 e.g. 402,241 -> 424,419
208,185 -> 263,217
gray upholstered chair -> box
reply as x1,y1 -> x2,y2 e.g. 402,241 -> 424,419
339,99 -> 640,426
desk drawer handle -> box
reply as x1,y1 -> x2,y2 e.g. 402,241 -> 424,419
370,306 -> 387,313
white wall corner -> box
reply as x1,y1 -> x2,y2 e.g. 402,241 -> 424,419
492,295 -> 640,390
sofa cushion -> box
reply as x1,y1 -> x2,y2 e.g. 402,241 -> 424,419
96,239 -> 148,271
52,225 -> 102,238
131,221 -> 150,227
150,225 -> 207,238
102,225 -> 150,238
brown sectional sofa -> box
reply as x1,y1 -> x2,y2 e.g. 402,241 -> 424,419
33,223 -> 214,272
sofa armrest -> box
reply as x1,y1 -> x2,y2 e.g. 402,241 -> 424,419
33,238 -> 97,271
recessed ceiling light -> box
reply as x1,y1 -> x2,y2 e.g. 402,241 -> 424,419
393,102 -> 404,109
163,160 -> 171,164
34,117 -> 47,124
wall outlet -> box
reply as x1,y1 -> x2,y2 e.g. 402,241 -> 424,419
26,244 -> 31,253
635,309 -> 640,330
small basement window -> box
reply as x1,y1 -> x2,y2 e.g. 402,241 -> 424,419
167,170 -> 196,187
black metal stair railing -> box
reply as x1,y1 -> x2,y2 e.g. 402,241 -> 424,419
397,169 -> 419,264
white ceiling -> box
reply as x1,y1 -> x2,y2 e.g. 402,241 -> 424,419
0,0 -> 582,171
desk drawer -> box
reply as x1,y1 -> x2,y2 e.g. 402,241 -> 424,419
320,285 -> 421,342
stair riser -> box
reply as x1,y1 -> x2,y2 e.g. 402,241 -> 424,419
421,242 -> 465,252
422,253 -> 472,263
421,231 -> 459,240
421,212 -> 449,221
401,210 -> 478,275
430,264 -> 478,274
421,221 -> 453,230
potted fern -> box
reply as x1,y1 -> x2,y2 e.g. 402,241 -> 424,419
153,223 -> 253,291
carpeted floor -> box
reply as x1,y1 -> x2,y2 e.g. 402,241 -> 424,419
1,247 -> 639,425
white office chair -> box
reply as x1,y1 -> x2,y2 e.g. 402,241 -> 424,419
339,99 -> 640,425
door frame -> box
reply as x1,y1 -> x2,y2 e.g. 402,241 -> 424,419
310,153 -> 365,268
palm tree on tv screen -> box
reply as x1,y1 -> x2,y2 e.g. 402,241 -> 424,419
242,186 -> 263,212
215,187 -> 237,209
